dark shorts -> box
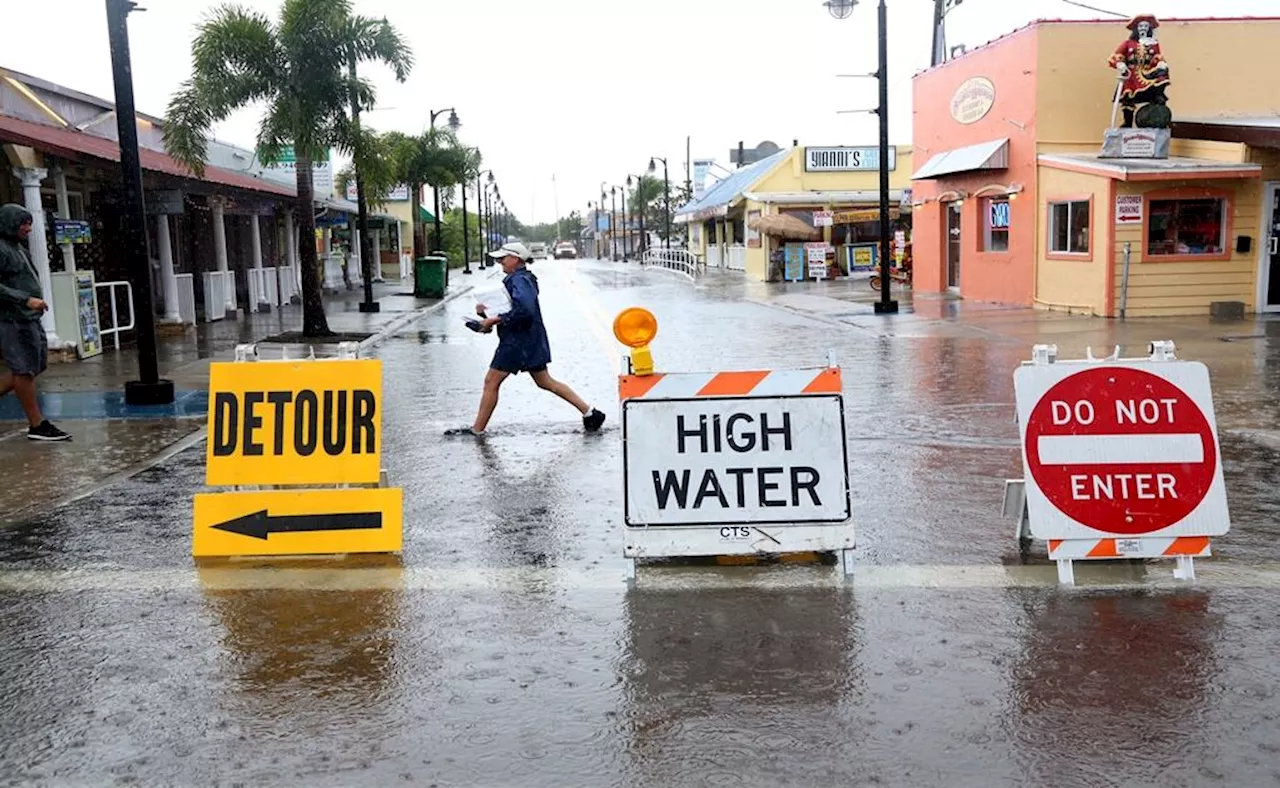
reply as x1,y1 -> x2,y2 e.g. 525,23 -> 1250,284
0,320 -> 48,376
490,362 -> 547,376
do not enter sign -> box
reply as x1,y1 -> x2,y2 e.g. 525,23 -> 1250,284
1015,361 -> 1229,539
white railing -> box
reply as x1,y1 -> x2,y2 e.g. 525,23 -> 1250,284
706,246 -> 722,269
276,265 -> 299,305
323,252 -> 345,291
248,267 -> 280,312
202,270 -> 234,322
94,280 -> 135,351
726,244 -> 747,271
399,253 -> 412,281
641,248 -> 702,280
175,273 -> 197,325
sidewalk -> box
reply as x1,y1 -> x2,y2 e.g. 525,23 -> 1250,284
692,266 -> 1280,359
0,271 -> 493,526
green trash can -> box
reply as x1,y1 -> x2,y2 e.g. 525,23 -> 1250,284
414,255 -> 448,298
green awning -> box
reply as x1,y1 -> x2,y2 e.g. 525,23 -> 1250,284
418,206 -> 435,222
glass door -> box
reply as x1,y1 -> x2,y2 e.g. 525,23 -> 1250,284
946,202 -> 962,290
1266,185 -> 1280,311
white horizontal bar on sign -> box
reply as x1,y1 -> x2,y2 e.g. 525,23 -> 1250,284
1037,434 -> 1204,465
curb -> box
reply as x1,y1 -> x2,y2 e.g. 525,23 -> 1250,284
358,276 -> 491,352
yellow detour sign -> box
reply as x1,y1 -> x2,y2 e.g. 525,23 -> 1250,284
193,488 -> 403,558
206,359 -> 382,486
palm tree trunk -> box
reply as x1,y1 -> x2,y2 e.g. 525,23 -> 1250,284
295,150 -> 333,336
410,183 -> 424,258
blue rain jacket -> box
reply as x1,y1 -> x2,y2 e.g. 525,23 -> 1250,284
491,267 -> 552,373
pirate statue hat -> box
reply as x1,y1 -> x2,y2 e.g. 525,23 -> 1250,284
1126,14 -> 1160,31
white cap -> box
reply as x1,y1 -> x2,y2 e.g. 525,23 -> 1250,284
488,242 -> 531,261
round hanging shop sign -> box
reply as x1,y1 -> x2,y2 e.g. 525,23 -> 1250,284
950,76 -> 995,124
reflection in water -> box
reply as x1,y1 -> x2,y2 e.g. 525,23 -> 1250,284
1006,590 -> 1220,787
198,562 -> 406,732
617,585 -> 860,786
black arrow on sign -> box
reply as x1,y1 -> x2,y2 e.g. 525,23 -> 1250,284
212,510 -> 383,540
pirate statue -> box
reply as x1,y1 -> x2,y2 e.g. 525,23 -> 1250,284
1108,14 -> 1171,128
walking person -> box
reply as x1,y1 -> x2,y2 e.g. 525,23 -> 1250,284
448,242 -> 605,437
0,204 -> 70,441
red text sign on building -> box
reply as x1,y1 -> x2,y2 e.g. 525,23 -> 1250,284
1014,360 -> 1230,540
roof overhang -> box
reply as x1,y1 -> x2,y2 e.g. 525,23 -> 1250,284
743,190 -> 905,204
912,138 -> 1009,180
0,114 -> 295,197
1172,117 -> 1280,149
1038,153 -> 1263,181
675,203 -> 731,223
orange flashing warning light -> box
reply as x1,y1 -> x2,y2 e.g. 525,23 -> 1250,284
613,308 -> 658,376
612,307 -> 658,348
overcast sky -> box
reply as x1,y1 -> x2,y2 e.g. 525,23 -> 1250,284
5,0 -> 1277,223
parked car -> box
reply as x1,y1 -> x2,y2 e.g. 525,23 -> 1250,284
529,242 -> 549,260
554,241 -> 577,259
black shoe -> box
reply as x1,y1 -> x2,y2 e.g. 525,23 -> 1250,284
28,421 -> 71,442
583,409 -> 606,432
444,426 -> 485,437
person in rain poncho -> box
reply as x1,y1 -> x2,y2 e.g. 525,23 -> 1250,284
447,242 -> 605,437
0,204 -> 70,441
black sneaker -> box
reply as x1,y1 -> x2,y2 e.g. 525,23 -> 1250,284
444,426 -> 485,437
583,409 -> 606,432
28,421 -> 71,442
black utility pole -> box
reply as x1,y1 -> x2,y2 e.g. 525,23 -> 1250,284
874,0 -> 897,313
349,59 -> 378,313
106,0 -> 173,405
621,189 -> 629,260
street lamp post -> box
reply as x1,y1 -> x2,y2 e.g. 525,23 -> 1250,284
649,157 -> 670,249
628,175 -> 647,258
826,0 -> 898,314
621,187 -> 629,261
348,58 -> 379,313
461,167 -> 472,275
429,107 -> 459,258
610,186 -> 618,262
105,0 -> 173,405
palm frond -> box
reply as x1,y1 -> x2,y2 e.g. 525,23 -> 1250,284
163,81 -> 216,175
347,15 -> 414,81
189,6 -> 279,114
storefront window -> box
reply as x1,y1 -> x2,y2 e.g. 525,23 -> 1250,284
984,198 -> 1010,252
1048,200 -> 1090,255
1147,198 -> 1225,256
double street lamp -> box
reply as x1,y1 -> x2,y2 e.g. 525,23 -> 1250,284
648,157 -> 670,249
429,107 -> 460,258
627,174 -> 647,257
477,169 -> 493,265
825,0 -> 898,314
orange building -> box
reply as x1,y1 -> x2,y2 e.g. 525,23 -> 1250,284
911,17 -> 1280,317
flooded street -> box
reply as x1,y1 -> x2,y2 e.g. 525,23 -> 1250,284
1,259 -> 1278,787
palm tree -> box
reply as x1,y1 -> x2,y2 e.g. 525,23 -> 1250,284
163,0 -> 412,336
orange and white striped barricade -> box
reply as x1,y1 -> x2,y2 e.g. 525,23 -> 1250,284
1009,341 -> 1229,586
618,353 -> 853,579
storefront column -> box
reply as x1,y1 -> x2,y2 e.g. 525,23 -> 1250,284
250,214 -> 263,269
156,214 -> 182,324
283,211 -> 297,267
13,167 -> 66,348
53,163 -> 76,274
212,199 -> 229,273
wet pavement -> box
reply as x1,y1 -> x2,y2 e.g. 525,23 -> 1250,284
1,259 -> 1278,786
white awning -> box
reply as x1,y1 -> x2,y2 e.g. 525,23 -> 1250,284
912,138 -> 1009,180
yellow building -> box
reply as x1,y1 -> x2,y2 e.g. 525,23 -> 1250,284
678,145 -> 914,281
911,17 -> 1280,316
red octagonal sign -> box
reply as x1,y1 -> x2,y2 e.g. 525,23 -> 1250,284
1023,366 -> 1217,535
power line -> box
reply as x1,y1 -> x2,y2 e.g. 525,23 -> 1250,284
1061,0 -> 1127,17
